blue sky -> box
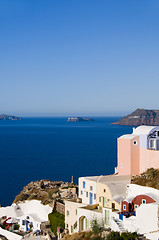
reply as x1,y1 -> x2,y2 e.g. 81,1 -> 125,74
1,0 -> 159,116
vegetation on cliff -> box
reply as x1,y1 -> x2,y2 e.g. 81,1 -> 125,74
13,180 -> 77,205
64,230 -> 138,240
49,211 -> 65,236
131,168 -> 159,189
63,219 -> 138,240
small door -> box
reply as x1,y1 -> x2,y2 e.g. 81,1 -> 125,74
105,210 -> 110,225
26,220 -> 30,232
90,192 -> 93,205
112,203 -> 115,210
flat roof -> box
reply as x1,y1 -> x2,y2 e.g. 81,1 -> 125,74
119,134 -> 137,139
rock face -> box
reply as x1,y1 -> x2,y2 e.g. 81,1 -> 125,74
0,114 -> 22,120
131,168 -> 159,189
13,180 -> 77,205
112,108 -> 159,126
67,117 -> 94,122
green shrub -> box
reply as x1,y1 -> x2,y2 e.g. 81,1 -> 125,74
48,211 -> 65,236
91,219 -> 103,234
106,231 -> 138,240
121,232 -> 138,240
14,224 -> 20,230
1,224 -> 5,229
107,231 -> 121,240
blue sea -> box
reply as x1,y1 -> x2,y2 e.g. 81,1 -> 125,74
0,117 -> 133,206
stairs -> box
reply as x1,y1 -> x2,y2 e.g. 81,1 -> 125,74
114,218 -> 126,232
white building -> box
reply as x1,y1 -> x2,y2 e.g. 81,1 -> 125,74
79,175 -> 130,209
111,184 -> 159,235
0,200 -> 52,232
66,176 -> 159,237
78,176 -> 98,205
65,174 -> 130,234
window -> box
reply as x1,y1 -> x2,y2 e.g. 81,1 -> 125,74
99,197 -> 101,202
71,225 -> 73,233
123,205 -> 126,210
142,199 -> 146,204
157,131 -> 159,137
22,220 -> 26,225
76,209 -> 77,215
121,163 -> 123,168
67,210 -> 69,216
85,218 -> 88,230
81,190 -> 83,195
83,181 -> 85,188
90,186 -> 93,191
86,192 -> 88,197
150,139 -> 155,149
133,140 -> 137,145
94,194 -> 96,200
104,189 -> 106,193
66,224 -> 68,228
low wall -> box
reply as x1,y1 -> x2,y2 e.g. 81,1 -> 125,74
56,202 -> 65,215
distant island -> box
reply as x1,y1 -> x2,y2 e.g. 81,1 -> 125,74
67,117 -> 94,122
111,108 -> 159,126
0,114 -> 22,120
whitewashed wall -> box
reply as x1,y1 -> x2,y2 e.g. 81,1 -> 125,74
78,177 -> 97,205
77,207 -> 103,231
136,204 -> 158,234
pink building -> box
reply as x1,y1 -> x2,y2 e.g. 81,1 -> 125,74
116,126 -> 159,176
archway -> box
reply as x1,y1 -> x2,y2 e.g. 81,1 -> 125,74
79,216 -> 87,232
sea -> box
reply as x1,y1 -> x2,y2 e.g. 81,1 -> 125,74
0,117 -> 133,207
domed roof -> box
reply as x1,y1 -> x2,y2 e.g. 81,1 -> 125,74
133,126 -> 159,135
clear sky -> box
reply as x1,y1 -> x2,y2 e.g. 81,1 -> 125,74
1,0 -> 159,116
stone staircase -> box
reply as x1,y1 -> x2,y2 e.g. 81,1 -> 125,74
114,218 -> 126,232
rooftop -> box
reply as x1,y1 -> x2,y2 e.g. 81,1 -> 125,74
84,174 -> 130,183
82,175 -> 131,204
125,192 -> 159,203
80,204 -> 102,213
133,126 -> 159,135
119,134 -> 137,139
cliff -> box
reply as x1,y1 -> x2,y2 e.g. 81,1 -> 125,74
0,114 -> 22,120
13,180 -> 77,205
131,168 -> 159,189
112,108 -> 159,126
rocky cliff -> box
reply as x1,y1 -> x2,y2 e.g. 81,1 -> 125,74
112,108 -> 159,126
13,180 -> 77,205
